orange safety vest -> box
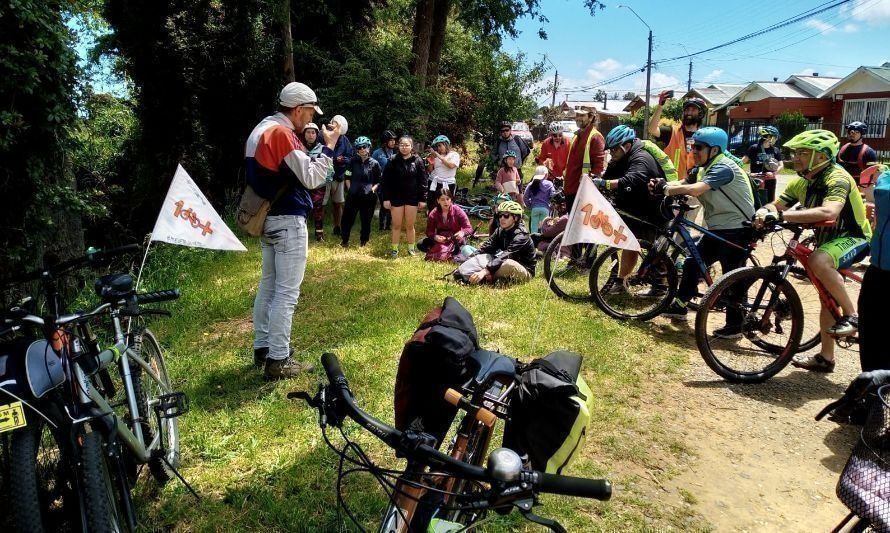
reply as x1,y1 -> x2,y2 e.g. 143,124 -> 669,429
664,124 -> 696,180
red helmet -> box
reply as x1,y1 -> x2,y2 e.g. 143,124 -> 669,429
683,98 -> 707,115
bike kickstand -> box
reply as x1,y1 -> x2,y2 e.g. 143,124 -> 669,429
160,455 -> 201,501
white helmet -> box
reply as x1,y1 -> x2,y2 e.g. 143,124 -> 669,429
549,123 -> 564,134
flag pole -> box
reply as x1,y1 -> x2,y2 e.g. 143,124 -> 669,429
134,233 -> 154,293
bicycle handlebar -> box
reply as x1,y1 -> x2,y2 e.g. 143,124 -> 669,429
1,244 -> 142,285
316,353 -> 612,501
136,289 -> 181,305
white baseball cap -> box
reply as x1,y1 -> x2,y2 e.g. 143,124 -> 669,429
532,165 -> 548,180
279,82 -> 323,114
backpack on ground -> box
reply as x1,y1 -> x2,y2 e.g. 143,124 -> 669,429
503,351 -> 593,474
393,297 -> 479,447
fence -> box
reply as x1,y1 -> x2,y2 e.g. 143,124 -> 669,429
728,120 -> 890,160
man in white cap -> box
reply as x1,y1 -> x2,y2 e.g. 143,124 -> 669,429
244,81 -> 340,380
326,114 -> 353,237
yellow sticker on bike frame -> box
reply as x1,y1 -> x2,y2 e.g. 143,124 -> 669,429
0,401 -> 27,433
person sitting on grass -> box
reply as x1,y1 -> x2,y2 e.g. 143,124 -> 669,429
464,201 -> 536,285
418,188 -> 473,261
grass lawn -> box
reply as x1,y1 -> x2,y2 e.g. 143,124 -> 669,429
131,164 -> 711,531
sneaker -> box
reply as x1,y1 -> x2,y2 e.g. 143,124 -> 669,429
604,280 -> 629,295
253,347 -> 293,367
637,287 -> 667,299
712,324 -> 744,340
662,301 -> 688,320
791,353 -> 835,373
263,357 -> 315,381
389,249 -> 399,259
827,315 -> 858,337
407,248 -> 417,256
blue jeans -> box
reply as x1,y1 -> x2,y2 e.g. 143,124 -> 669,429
253,215 -> 308,360
529,207 -> 549,233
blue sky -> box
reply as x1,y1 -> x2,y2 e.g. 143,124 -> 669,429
503,0 -> 890,104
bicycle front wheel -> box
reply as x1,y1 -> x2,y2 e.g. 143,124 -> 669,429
79,428 -> 131,533
130,327 -> 180,484
589,242 -> 677,321
695,267 -> 803,383
543,232 -> 599,301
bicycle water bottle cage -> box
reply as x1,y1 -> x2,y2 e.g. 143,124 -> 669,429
94,273 -> 135,302
154,391 -> 190,419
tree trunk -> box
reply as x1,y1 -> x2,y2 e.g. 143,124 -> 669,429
279,0 -> 295,83
426,0 -> 450,86
410,0 -> 436,86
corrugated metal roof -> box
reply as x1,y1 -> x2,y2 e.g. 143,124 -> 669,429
867,66 -> 890,83
792,76 -> 840,91
693,87 -> 737,105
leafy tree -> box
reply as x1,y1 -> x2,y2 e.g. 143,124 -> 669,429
622,91 -> 637,100
593,89 -> 607,103
775,111 -> 808,150
662,98 -> 684,121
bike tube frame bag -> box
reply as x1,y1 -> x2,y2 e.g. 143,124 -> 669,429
393,297 -> 480,447
504,351 -> 593,474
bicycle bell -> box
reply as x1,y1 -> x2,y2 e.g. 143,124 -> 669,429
486,447 -> 522,482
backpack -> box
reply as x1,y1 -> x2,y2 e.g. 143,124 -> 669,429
393,297 -> 479,447
503,351 -> 593,474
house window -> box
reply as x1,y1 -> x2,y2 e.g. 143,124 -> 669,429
842,99 -> 889,137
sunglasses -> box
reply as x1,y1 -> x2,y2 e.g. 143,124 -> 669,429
357,146 -> 370,150
498,213 -> 515,219
692,144 -> 709,152
500,129 -> 511,133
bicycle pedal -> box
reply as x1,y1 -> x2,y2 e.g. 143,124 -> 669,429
154,392 -> 190,418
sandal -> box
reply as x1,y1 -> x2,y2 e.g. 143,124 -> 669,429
791,353 -> 835,373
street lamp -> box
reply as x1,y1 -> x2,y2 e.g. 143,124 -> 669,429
617,4 -> 653,140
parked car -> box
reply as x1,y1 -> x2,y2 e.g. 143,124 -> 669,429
511,121 -> 534,145
555,120 -> 579,135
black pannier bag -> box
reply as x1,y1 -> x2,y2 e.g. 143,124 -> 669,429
393,297 -> 479,448
504,351 -> 594,474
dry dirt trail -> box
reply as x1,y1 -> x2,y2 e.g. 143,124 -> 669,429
654,322 -> 861,532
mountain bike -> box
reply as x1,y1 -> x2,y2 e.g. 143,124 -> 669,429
816,372 -> 890,532
588,196 -> 760,321
542,232 -> 601,301
291,353 -> 611,532
695,220 -> 863,383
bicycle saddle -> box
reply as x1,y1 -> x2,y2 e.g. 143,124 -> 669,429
468,349 -> 516,384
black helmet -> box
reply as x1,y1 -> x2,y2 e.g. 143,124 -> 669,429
499,120 -> 512,130
846,121 -> 867,134
683,98 -> 707,115
382,130 -> 397,140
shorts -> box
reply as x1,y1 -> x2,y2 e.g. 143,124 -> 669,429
324,180 -> 345,205
623,216 -> 658,244
818,236 -> 870,269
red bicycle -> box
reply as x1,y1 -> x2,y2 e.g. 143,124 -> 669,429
695,219 -> 864,383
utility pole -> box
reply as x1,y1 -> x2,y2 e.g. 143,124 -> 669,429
552,70 -> 558,108
687,59 -> 693,92
644,28 -> 652,140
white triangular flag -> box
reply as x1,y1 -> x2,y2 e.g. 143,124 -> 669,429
150,165 -> 247,251
562,177 -> 641,251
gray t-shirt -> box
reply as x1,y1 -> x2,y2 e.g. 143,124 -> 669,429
697,155 -> 755,230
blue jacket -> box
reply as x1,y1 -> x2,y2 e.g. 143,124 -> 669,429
332,135 -> 355,181
372,147 -> 395,171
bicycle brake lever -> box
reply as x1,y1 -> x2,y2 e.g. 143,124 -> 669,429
517,504 -> 566,533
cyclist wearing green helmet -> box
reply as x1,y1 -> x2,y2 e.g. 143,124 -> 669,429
754,129 -> 872,372
462,200 -> 536,284
426,134 -> 461,210
741,125 -> 784,203
340,136 -> 381,247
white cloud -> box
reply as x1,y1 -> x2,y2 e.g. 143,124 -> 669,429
842,23 -> 858,32
592,58 -> 623,71
804,18 -> 836,33
794,67 -> 817,76
842,0 -> 890,26
702,69 -> 724,82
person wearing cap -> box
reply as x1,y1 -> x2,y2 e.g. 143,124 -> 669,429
742,125 -> 783,203
340,136 -> 381,247
325,114 -> 354,237
372,130 -> 397,231
244,81 -> 339,380
301,122 -> 331,242
523,165 -> 556,233
425,134 -> 461,211
536,123 -> 569,182
563,106 -> 605,212
648,92 -> 707,180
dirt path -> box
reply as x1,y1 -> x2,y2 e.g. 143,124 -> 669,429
660,328 -> 860,531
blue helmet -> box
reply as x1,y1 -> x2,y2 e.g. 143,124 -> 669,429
692,127 -> 728,152
354,136 -> 371,149
432,134 -> 450,147
502,150 -> 517,161
605,125 -> 637,149
759,125 -> 780,140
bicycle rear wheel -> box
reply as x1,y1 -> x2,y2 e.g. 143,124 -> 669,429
543,232 -> 599,301
79,428 -> 131,533
695,267 -> 803,383
589,241 -> 677,321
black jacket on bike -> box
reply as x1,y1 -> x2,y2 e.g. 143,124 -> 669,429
477,223 -> 537,276
603,139 -> 665,221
